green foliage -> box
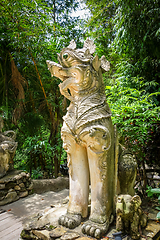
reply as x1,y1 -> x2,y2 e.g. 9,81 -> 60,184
113,0 -> 160,103
31,167 -> 43,179
85,0 -> 160,170
105,74 -> 160,162
146,186 -> 160,219
84,0 -> 115,56
0,0 -> 83,177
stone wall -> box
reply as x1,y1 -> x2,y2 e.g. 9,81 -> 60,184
32,177 -> 69,194
0,170 -> 33,206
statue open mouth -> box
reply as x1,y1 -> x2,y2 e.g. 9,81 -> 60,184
46,60 -> 69,82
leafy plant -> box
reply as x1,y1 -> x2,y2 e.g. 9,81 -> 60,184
105,75 -> 160,165
146,186 -> 160,220
31,167 -> 43,179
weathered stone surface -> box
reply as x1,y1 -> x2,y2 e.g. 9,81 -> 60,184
0,196 -> 4,201
23,178 -> 27,183
46,38 -> 137,239
78,238 -> 95,240
8,188 -> 15,192
116,194 -> 147,239
148,208 -> 159,221
5,190 -> 17,199
19,190 -> 28,198
0,170 -> 31,205
19,182 -> 25,188
17,179 -> 22,184
33,177 -> 69,194
62,197 -> 69,204
0,183 -> 5,189
144,220 -> 160,238
5,181 -> 16,189
27,182 -> 34,190
0,170 -> 23,183
0,190 -> 7,197
60,231 -> 80,240
0,191 -> 18,205
49,226 -> 66,238
32,230 -> 50,240
24,217 -> 50,231
20,172 -> 27,177
14,185 -> 21,191
21,229 -> 38,240
26,173 -> 30,178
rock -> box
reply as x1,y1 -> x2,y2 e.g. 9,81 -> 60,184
19,190 -> 28,198
33,177 -> 69,194
0,170 -> 31,204
25,181 -> 30,188
144,220 -> 160,238
0,184 -> 5,189
20,172 -> 27,177
8,188 -> 15,192
62,197 -> 69,204
78,238 -> 95,240
14,185 -> 21,191
23,177 -> 27,182
0,190 -> 7,197
15,174 -> 21,181
0,196 -> 4,201
60,231 -> 80,240
17,179 -> 22,184
27,182 -> 34,190
0,191 -> 18,205
26,173 -> 30,178
29,189 -> 33,195
19,182 -> 25,188
5,181 -> 16,189
49,226 -> 66,239
24,217 -> 50,231
5,190 -> 17,199
21,229 -> 38,239
148,208 -> 159,221
32,230 -> 50,240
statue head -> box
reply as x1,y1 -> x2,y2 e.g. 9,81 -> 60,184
46,38 -> 110,99
57,38 -> 110,72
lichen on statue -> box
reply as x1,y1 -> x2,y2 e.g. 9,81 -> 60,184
0,116 -> 18,178
46,38 -> 146,239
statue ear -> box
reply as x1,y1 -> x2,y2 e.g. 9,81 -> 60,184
83,38 -> 96,54
131,195 -> 141,207
100,55 -> 110,72
67,39 -> 76,49
92,55 -> 101,72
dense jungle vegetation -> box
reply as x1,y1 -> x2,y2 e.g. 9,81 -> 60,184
0,0 -> 160,193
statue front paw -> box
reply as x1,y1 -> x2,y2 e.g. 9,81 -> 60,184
58,213 -> 81,229
82,220 -> 109,239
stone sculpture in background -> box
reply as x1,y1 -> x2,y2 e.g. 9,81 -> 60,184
46,38 -> 146,239
0,116 -> 18,178
116,194 -> 147,239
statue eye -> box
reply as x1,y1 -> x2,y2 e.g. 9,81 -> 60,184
63,53 -> 69,60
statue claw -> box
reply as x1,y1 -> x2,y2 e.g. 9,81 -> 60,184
58,213 -> 82,229
81,220 -> 109,239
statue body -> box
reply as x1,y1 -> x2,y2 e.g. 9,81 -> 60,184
46,39 -> 141,238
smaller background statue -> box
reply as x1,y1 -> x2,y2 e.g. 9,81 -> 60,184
0,116 -> 18,178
